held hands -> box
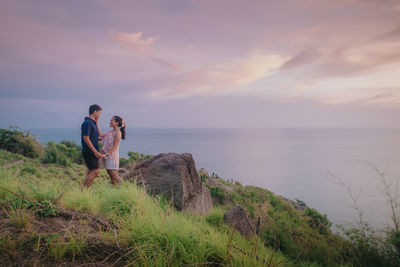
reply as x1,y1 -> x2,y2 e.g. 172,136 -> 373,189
95,151 -> 105,159
99,151 -> 110,159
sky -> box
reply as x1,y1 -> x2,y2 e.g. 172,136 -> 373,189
1,0 -> 400,129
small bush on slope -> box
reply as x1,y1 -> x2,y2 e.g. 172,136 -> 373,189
0,128 -> 43,158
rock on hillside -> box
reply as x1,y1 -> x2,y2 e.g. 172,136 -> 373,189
223,205 -> 254,237
182,185 -> 213,215
126,152 -> 213,215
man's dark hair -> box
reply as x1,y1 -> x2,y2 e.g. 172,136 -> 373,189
89,104 -> 102,115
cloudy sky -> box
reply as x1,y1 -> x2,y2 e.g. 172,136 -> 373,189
1,0 -> 400,129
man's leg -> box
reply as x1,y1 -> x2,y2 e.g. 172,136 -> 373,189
82,149 -> 100,187
84,169 -> 99,187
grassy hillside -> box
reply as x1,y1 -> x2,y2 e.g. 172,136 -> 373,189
0,127 -> 398,266
203,174 -> 354,266
0,149 -> 296,266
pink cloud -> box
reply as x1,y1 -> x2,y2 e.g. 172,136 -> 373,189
280,49 -> 320,70
110,30 -> 159,53
2,0 -> 400,108
151,57 -> 181,71
149,51 -> 287,98
364,91 -> 400,105
280,23 -> 400,81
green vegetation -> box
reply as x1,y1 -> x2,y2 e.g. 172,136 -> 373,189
0,127 -> 43,158
120,151 -> 153,167
42,140 -> 84,166
4,206 -> 33,230
305,207 -> 332,232
206,182 -> 353,266
0,128 -> 150,169
0,149 -> 291,266
205,173 -> 400,267
1,128 -> 399,266
209,186 -> 225,204
46,233 -> 87,261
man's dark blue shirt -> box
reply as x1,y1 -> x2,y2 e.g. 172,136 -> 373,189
81,117 -> 99,153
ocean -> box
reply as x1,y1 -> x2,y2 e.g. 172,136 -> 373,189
28,127 -> 400,230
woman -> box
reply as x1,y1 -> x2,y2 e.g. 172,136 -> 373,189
99,116 -> 126,185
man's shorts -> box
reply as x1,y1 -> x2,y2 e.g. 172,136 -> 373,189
82,150 -> 99,170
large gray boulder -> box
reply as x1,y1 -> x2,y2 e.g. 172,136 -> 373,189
126,152 -> 212,214
223,205 -> 254,237
183,185 -> 213,215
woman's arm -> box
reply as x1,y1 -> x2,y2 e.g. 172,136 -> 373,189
107,131 -> 121,155
97,124 -> 105,139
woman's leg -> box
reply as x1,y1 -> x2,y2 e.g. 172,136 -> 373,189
107,169 -> 122,185
106,169 -> 115,184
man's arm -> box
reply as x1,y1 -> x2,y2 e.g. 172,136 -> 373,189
83,136 -> 104,159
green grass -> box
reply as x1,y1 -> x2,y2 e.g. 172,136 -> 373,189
0,148 -> 363,266
61,180 -> 290,266
47,233 -> 86,261
0,148 -> 357,266
2,127 -> 399,266
9,146 -> 399,266
0,150 -> 24,166
4,206 -> 33,230
0,150 -> 292,266
207,178 -> 355,266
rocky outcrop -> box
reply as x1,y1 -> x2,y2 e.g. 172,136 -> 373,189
126,152 -> 212,214
198,168 -> 210,179
183,185 -> 213,215
206,177 -> 235,192
118,167 -> 129,177
282,197 -> 308,211
205,177 -> 217,187
223,205 -> 254,237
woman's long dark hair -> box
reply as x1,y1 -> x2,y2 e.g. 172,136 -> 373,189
113,116 -> 126,140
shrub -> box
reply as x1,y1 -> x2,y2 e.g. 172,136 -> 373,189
199,172 -> 208,182
42,140 -> 83,166
59,140 -> 84,164
119,157 -> 130,167
127,151 -> 153,162
389,230 -> 400,254
305,207 -> 332,231
0,127 -> 43,158
269,193 -> 282,208
208,186 -> 225,205
119,151 -> 153,167
42,142 -> 71,166
338,225 -> 400,267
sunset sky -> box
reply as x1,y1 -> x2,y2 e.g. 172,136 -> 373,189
1,0 -> 400,128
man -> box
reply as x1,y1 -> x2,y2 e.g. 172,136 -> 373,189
81,104 -> 105,187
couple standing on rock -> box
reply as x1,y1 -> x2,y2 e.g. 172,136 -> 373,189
80,104 -> 126,187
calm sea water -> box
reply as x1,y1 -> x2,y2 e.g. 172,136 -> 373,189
28,127 -> 400,230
